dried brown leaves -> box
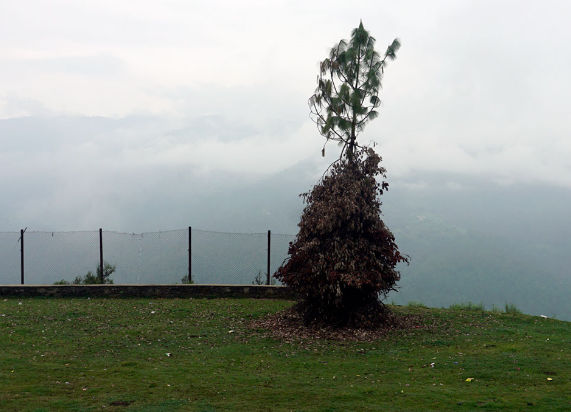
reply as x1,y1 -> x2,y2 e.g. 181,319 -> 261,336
275,147 -> 409,327
249,306 -> 424,343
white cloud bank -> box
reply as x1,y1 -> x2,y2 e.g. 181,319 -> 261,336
0,0 -> 570,234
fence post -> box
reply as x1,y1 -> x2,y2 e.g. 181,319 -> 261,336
267,230 -> 271,285
20,228 -> 25,285
188,226 -> 192,283
99,228 -> 104,283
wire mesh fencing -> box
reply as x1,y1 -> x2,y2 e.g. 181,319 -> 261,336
25,230 -> 100,285
103,230 -> 189,284
193,230 -> 267,285
0,228 -> 296,286
0,231 -> 20,285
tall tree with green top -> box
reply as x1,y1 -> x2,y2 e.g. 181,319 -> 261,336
276,22 -> 407,328
309,20 -> 400,160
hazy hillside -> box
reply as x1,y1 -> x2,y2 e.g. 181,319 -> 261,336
2,115 -> 570,320
386,213 -> 571,320
183,162 -> 571,320
381,175 -> 571,320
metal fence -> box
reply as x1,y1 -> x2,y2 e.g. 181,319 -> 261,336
0,228 -> 296,286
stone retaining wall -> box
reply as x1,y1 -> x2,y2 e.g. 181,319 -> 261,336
0,285 -> 295,299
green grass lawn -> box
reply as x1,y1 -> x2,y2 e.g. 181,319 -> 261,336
0,297 -> 569,411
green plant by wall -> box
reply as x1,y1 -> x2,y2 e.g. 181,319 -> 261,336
252,271 -> 275,285
54,262 -> 115,285
180,274 -> 194,284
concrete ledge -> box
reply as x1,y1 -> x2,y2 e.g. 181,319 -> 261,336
0,284 -> 295,299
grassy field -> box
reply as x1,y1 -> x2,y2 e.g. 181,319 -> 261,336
0,297 -> 569,411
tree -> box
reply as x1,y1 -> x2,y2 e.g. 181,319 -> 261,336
309,21 -> 400,160
275,22 -> 407,328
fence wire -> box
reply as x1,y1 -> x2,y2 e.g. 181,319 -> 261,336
193,229 -> 268,285
0,232 -> 20,285
25,231 -> 100,285
104,230 -> 188,284
0,228 -> 296,285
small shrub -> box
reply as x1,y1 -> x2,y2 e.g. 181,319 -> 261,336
504,302 -> 522,314
491,304 -> 503,313
252,271 -> 275,286
449,301 -> 485,311
406,300 -> 427,308
180,274 -> 194,284
54,262 -> 115,285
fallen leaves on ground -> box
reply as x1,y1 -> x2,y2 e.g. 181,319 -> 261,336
248,307 -> 428,342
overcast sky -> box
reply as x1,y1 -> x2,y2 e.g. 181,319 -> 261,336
1,0 -> 570,231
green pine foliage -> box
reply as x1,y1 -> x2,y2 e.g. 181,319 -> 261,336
309,21 -> 400,159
